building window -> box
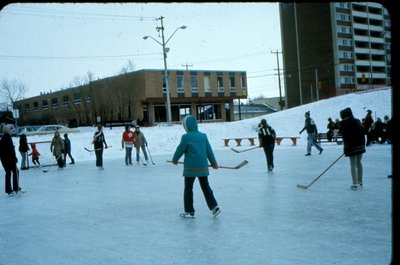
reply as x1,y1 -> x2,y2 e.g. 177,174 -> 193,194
162,75 -> 169,93
24,103 -> 30,112
51,98 -> 58,108
177,75 -> 184,93
340,64 -> 354,71
33,102 -> 38,111
341,77 -> 354,84
229,76 -> 236,92
336,2 -> 350,9
336,13 -> 351,22
339,51 -> 353,59
338,38 -> 352,46
73,93 -> 81,104
337,26 -> 351,34
42,99 -> 48,110
63,95 -> 69,106
191,76 -> 198,93
204,75 -> 211,93
217,76 -> 224,92
241,76 -> 247,88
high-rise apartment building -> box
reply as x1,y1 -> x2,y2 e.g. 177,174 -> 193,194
279,2 -> 391,108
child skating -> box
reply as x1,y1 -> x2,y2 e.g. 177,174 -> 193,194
29,143 -> 41,167
172,115 -> 221,218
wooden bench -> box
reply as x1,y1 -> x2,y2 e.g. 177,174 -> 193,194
223,137 -> 257,147
275,137 -> 300,146
317,133 -> 343,144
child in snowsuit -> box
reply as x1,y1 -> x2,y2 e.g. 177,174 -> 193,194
29,143 -> 41,167
172,115 -> 220,218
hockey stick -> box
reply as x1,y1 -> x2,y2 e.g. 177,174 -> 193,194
146,146 -> 155,165
140,156 -> 147,166
43,154 -> 63,173
296,153 -> 345,190
84,146 -> 112,152
167,160 -> 249,170
230,146 -> 259,153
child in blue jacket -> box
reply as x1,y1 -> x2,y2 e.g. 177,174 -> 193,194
172,115 -> 221,218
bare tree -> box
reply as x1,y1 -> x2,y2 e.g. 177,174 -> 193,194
68,71 -> 96,125
119,59 -> 136,74
0,78 -> 27,110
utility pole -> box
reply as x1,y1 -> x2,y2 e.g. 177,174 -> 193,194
182,63 -> 193,71
144,17 -> 186,125
294,3 -> 303,105
271,49 -> 283,110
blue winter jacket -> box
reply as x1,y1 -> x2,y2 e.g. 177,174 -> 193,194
172,115 -> 218,177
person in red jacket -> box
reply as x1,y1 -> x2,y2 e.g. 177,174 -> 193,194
29,143 -> 41,167
121,125 -> 136,166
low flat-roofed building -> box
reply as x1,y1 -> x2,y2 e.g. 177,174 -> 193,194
14,69 -> 248,126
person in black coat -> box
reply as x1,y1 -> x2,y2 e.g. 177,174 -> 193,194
0,126 -> 21,195
258,119 -> 276,171
339,107 -> 366,190
18,132 -> 30,170
92,125 -> 108,169
326,117 -> 335,142
364,109 -> 374,146
63,133 -> 75,165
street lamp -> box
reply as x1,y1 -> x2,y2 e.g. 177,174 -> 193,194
143,16 -> 186,126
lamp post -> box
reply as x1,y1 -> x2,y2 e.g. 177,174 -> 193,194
143,16 -> 186,125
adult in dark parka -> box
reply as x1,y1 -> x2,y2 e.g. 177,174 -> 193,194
0,126 -> 20,195
339,107 -> 366,189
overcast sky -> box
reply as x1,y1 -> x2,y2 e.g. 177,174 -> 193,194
0,2 -> 282,100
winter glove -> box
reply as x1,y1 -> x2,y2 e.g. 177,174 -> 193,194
212,166 -> 219,169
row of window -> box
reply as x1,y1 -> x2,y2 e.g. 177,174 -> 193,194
341,77 -> 355,84
23,94 -> 88,112
162,75 -> 247,94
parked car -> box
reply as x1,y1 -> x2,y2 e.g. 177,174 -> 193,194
11,125 -> 41,137
24,125 -> 80,136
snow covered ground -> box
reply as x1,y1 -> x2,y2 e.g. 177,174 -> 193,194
0,88 -> 393,265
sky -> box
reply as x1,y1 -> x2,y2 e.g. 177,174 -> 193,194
0,88 -> 393,265
0,2 -> 282,100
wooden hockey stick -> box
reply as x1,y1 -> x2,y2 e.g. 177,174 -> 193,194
230,146 -> 259,153
84,146 -> 112,152
43,154 -> 63,173
167,160 -> 249,170
296,153 -> 345,190
146,146 -> 155,165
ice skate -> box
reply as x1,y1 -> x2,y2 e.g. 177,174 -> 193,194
212,206 -> 221,217
180,212 -> 195,218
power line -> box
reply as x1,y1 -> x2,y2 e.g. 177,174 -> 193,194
0,53 -> 161,60
4,6 -> 157,21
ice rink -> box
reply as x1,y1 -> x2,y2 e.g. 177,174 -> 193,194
0,143 -> 392,265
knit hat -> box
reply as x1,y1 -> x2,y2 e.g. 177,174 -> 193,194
260,119 -> 267,125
